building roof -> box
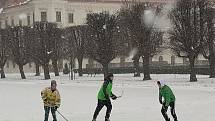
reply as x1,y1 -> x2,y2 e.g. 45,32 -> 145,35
4,0 -> 31,8
3,0 -> 174,8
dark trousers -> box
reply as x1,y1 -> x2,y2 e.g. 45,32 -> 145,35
93,99 -> 112,119
44,106 -> 57,121
161,102 -> 178,121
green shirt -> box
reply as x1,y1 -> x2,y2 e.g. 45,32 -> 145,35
159,85 -> 175,106
97,80 -> 113,100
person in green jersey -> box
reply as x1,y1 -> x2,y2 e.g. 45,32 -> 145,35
92,73 -> 118,121
157,80 -> 178,121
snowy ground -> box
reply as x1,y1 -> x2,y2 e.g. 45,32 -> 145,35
0,73 -> 214,121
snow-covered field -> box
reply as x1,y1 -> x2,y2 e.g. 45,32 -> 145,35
0,73 -> 214,121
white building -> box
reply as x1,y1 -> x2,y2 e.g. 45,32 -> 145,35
0,0 -> 208,73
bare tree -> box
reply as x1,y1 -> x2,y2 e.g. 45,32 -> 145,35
118,3 -> 163,80
64,25 -> 88,77
31,22 -> 59,79
51,27 -> 63,76
62,29 -> 76,80
34,61 -> 41,76
202,5 -> 215,78
0,28 -> 10,78
86,12 -> 121,77
169,0 -> 208,82
8,26 -> 32,79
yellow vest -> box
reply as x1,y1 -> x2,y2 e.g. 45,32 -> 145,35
41,87 -> 61,107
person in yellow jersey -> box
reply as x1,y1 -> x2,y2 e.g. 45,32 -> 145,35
41,80 -> 61,121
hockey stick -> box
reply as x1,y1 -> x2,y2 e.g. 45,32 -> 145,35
117,90 -> 124,98
117,80 -> 125,98
56,110 -> 69,121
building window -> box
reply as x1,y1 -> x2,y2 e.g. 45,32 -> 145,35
56,11 -> 61,22
68,13 -> 74,23
41,12 -> 47,22
29,62 -> 32,68
159,56 -> 163,62
183,58 -> 187,65
0,21 -> 2,28
11,18 -> 14,26
171,56 -> 175,65
27,15 -> 31,26
19,20 -> 22,26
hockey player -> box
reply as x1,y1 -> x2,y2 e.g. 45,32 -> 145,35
157,80 -> 178,121
92,73 -> 118,121
41,80 -> 61,121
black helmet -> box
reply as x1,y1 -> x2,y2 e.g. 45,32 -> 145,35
106,72 -> 114,78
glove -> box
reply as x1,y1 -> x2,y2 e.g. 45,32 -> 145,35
159,97 -> 162,104
54,106 -> 59,110
111,95 -> 117,100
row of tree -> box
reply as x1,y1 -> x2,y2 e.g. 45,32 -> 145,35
0,0 -> 214,82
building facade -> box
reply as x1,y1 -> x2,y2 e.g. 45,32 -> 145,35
0,0 -> 209,73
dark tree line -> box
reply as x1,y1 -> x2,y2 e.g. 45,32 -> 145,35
0,0 -> 214,81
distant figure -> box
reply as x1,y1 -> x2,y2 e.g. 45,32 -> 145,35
157,80 -> 178,121
41,80 -> 61,121
88,68 -> 97,77
88,68 -> 102,77
92,73 -> 118,121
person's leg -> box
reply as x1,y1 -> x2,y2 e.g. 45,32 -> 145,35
161,105 -> 170,121
44,106 -> 50,121
93,100 -> 105,120
170,102 -> 178,121
51,107 -> 57,121
104,100 -> 112,121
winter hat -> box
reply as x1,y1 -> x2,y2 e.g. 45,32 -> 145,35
51,80 -> 57,86
106,73 -> 114,78
157,80 -> 165,87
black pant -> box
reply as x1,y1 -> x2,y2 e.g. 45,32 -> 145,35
161,102 -> 178,121
93,99 -> 112,119
44,106 -> 57,121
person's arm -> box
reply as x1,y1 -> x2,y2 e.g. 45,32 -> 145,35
55,90 -> 61,108
110,92 -> 117,100
41,88 -> 47,102
103,81 -> 110,100
159,89 -> 162,104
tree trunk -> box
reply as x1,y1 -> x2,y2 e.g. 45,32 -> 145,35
43,63 -> 50,79
133,54 -> 141,77
103,63 -> 109,78
18,65 -> 26,79
142,54 -> 151,80
0,67 -> 6,78
209,55 -> 215,78
207,8 -> 215,78
35,62 -> 40,76
70,58 -> 74,80
77,56 -> 83,77
189,57 -> 197,82
52,59 -> 59,76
